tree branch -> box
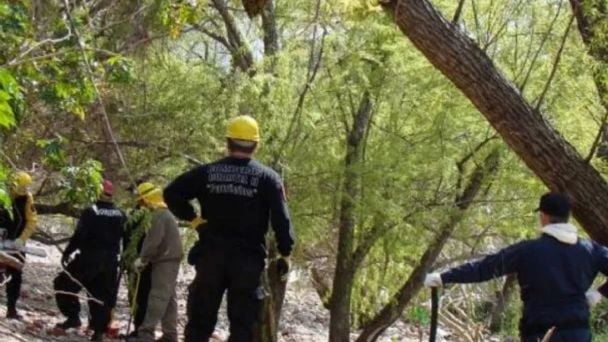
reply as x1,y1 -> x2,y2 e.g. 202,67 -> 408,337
35,203 -> 82,218
356,149 -> 500,342
535,15 -> 575,111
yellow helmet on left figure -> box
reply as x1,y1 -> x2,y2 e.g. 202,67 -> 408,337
11,171 -> 32,188
10,171 -> 32,196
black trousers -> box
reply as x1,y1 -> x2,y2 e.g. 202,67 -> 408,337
6,253 -> 25,311
184,241 -> 265,342
54,255 -> 118,333
521,328 -> 591,342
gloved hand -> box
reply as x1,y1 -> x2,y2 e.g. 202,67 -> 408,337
187,241 -> 202,266
424,273 -> 443,287
276,256 -> 290,282
13,239 -> 25,250
586,289 -> 603,307
133,258 -> 147,272
190,217 -> 206,230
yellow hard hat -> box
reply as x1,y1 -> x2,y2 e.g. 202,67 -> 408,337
11,171 -> 32,188
137,182 -> 159,200
225,115 -> 260,142
137,182 -> 166,208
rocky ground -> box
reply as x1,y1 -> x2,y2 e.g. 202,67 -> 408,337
0,240 -> 444,342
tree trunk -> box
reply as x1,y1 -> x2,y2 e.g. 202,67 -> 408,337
569,0 -> 608,160
329,91 -> 373,342
356,149 -> 500,342
254,3 -> 287,340
212,0 -> 255,74
383,0 -> 608,244
254,243 -> 286,342
261,0 -> 279,60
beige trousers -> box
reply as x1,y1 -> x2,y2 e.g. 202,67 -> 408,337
137,260 -> 180,342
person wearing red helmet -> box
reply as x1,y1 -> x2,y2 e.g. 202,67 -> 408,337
54,180 -> 126,341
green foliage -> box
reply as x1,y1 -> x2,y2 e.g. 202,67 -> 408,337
0,164 -> 11,211
2,0 -> 608,339
106,57 -> 136,84
591,295 -> 608,336
122,207 -> 153,270
156,0 -> 206,39
406,305 -> 430,326
60,160 -> 104,205
37,137 -> 67,169
0,68 -> 21,128
37,136 -> 105,205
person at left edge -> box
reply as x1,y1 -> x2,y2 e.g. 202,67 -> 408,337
0,171 -> 38,319
54,180 -> 126,342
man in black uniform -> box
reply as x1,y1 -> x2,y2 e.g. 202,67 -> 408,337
54,180 -> 126,341
164,115 -> 295,342
0,171 -> 38,319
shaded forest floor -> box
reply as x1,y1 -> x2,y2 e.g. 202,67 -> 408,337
0,240 -> 438,341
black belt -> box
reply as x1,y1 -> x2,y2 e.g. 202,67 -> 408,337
521,320 -> 589,336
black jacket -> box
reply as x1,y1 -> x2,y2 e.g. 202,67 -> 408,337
441,234 -> 608,335
164,157 -> 295,257
0,193 -> 36,240
64,200 -> 126,259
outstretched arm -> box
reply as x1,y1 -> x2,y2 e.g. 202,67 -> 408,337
441,242 -> 525,284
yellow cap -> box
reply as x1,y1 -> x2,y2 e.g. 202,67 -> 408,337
225,115 -> 260,142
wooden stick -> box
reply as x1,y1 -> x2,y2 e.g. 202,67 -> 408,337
541,327 -> 556,342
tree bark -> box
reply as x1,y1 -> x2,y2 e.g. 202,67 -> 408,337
36,202 -> 81,218
569,0 -> 608,160
356,149 -> 500,342
384,0 -> 608,244
212,0 -> 255,74
261,0 -> 279,60
252,2 -> 289,338
329,91 -> 373,342
253,242 -> 286,342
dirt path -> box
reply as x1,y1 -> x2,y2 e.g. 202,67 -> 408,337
0,240 -> 425,341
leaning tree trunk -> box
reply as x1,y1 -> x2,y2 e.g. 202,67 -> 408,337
329,91 -> 373,342
381,0 -> 608,244
356,149 -> 500,342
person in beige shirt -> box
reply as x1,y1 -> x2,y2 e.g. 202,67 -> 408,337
132,182 -> 182,342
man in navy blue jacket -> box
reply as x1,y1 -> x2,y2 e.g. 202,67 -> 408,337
424,192 -> 608,341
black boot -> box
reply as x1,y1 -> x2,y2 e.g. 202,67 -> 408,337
90,331 -> 104,341
56,317 -> 82,330
124,330 -> 137,342
6,307 -> 22,320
